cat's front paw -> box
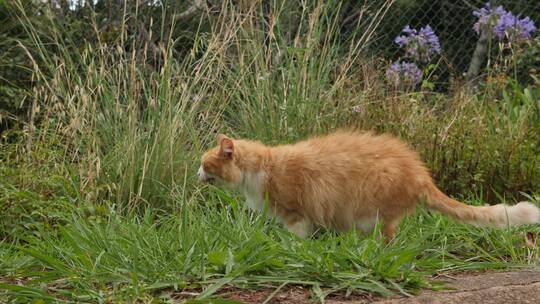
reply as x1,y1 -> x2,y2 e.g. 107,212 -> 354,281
285,218 -> 313,238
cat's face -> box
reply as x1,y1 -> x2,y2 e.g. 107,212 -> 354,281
198,134 -> 242,187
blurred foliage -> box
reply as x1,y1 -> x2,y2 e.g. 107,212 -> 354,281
0,0 -> 33,131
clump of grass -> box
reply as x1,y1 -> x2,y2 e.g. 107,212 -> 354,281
17,0 -> 397,212
1,192 -> 538,302
0,131 -> 81,241
346,85 -> 540,200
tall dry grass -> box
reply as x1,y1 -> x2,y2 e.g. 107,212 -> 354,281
14,0 -> 539,212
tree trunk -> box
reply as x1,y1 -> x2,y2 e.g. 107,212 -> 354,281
466,28 -> 491,82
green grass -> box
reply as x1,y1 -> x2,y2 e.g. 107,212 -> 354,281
1,188 -> 539,302
1,144 -> 539,302
1,0 -> 539,302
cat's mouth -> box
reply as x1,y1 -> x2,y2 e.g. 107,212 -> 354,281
198,174 -> 216,185
197,167 -> 216,184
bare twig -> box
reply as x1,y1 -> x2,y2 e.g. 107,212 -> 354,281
175,0 -> 206,23
133,0 -> 162,61
134,0 -> 207,62
138,22 -> 162,60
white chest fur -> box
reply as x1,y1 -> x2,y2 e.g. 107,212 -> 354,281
240,171 -> 266,211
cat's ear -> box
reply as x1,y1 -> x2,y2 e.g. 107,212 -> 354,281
217,133 -> 229,144
218,134 -> 234,159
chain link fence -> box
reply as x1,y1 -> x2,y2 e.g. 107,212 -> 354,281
372,0 -> 540,78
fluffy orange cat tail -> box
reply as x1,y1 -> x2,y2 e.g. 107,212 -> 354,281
424,183 -> 540,228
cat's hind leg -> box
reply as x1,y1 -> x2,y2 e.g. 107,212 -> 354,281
285,218 -> 313,238
276,209 -> 313,238
356,216 -> 379,234
356,215 -> 399,243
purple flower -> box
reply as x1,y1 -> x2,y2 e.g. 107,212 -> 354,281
394,25 -> 441,62
402,25 -> 416,35
473,3 -> 507,34
516,17 -> 538,39
494,11 -> 518,38
494,12 -> 537,40
419,25 -> 441,54
386,61 -> 423,89
473,2 -> 537,41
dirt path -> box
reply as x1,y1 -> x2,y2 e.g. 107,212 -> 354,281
220,269 -> 540,304
373,269 -> 540,304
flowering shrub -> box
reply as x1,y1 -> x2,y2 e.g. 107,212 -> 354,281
384,3 -> 537,92
494,13 -> 536,40
473,3 -> 537,41
394,25 -> 441,63
386,25 -> 440,91
472,4 -> 507,34
385,61 -> 423,90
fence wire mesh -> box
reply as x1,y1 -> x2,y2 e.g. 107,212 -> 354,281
373,0 -> 540,77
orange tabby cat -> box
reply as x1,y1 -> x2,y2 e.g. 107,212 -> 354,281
198,131 -> 540,240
